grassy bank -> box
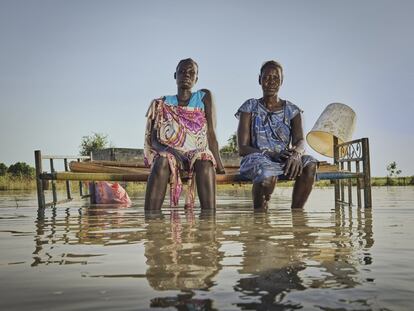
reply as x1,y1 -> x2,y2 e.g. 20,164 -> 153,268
371,176 -> 414,186
1,174 -> 413,192
0,175 -> 37,190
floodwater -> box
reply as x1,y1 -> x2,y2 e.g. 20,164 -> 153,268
0,187 -> 413,311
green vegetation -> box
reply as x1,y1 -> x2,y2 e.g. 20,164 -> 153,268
372,176 -> 413,186
0,162 -> 36,190
0,175 -> 36,190
0,162 -> 34,178
79,132 -> 110,156
386,161 -> 402,177
0,163 -> 7,176
220,133 -> 238,154
7,162 -> 35,177
385,161 -> 403,186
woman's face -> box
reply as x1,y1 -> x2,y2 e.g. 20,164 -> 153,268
260,65 -> 282,97
175,61 -> 198,89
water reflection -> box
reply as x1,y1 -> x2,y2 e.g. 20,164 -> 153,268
31,202 -> 374,310
150,292 -> 217,310
145,209 -> 222,309
230,211 -> 306,310
144,209 -> 223,290
33,205 -> 144,266
228,207 -> 374,309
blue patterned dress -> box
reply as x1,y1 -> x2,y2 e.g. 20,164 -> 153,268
235,98 -> 317,183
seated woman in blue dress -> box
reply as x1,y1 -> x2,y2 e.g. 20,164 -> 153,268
236,60 -> 317,209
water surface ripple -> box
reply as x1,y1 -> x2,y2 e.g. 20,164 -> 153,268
0,187 -> 413,310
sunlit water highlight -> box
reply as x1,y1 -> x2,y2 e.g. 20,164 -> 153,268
0,187 -> 413,310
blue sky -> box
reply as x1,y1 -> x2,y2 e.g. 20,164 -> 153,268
0,0 -> 413,176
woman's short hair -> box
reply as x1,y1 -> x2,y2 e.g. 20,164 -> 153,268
260,60 -> 284,83
176,58 -> 199,73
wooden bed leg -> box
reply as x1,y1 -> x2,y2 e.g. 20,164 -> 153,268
35,150 -> 45,211
362,138 -> 372,208
89,182 -> 96,204
64,158 -> 72,200
50,159 -> 57,205
347,161 -> 352,206
333,136 -> 340,204
356,161 -> 362,208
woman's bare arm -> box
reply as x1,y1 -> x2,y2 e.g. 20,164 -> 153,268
290,113 -> 306,154
202,89 -> 225,174
237,112 -> 259,156
284,113 -> 305,178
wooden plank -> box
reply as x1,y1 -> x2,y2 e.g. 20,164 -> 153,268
42,172 -> 249,184
40,171 -> 361,184
42,155 -> 90,160
70,160 -> 241,172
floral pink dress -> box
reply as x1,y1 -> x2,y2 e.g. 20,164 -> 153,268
144,90 -> 216,207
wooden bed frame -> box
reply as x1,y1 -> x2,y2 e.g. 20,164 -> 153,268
34,137 -> 371,210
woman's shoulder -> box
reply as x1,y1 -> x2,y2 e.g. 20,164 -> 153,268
163,94 -> 177,105
235,98 -> 260,119
238,98 -> 260,113
189,89 -> 207,109
284,100 -> 303,119
198,88 -> 210,98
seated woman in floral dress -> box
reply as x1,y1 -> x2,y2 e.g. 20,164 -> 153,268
144,58 -> 225,210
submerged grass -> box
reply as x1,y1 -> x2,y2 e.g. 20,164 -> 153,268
0,174 -> 413,192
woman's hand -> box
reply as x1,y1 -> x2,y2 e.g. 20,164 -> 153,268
283,150 -> 303,179
265,150 -> 292,162
216,166 -> 226,174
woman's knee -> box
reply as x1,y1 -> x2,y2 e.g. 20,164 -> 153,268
151,157 -> 170,177
256,176 -> 277,191
264,176 -> 277,186
303,163 -> 317,179
194,159 -> 214,175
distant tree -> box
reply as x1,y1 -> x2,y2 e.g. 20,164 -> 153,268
0,163 -> 7,176
79,133 -> 109,156
220,133 -> 238,154
386,161 -> 402,177
7,162 -> 35,178
386,161 -> 402,186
